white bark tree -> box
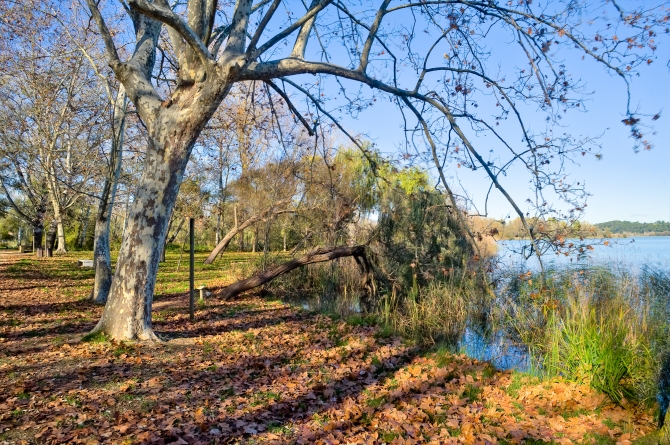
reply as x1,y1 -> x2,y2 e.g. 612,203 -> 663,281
91,85 -> 128,303
85,0 -> 665,340
0,2 -> 107,254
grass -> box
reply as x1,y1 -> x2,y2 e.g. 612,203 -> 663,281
251,391 -> 281,406
82,331 -> 108,343
1,249 -> 268,297
463,383 -> 483,402
502,265 -> 670,405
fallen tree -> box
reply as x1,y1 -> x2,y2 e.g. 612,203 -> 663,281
214,245 -> 373,300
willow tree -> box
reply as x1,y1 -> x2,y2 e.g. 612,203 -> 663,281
85,0 -> 665,340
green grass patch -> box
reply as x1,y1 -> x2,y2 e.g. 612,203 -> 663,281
366,395 -> 387,408
81,331 -> 108,343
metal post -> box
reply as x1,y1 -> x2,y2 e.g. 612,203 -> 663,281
189,217 -> 195,322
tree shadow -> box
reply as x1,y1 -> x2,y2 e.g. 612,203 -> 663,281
8,331 -> 414,444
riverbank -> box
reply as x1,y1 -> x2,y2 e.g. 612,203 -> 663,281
0,251 -> 657,444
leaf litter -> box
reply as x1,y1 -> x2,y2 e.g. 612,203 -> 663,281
0,252 -> 656,444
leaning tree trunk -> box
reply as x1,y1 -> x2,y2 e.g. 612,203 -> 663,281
204,199 -> 292,264
91,87 -> 127,304
214,245 -> 372,300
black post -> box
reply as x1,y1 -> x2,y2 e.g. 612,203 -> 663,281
189,217 -> 195,322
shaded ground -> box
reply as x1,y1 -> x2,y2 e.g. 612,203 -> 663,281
0,251 -> 656,444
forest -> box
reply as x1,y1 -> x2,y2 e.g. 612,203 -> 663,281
1,0 -> 670,443
594,221 -> 670,236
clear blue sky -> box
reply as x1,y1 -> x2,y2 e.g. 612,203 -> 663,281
313,4 -> 670,224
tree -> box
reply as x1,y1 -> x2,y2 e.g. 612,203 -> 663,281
0,1 -> 107,254
84,0 -> 665,340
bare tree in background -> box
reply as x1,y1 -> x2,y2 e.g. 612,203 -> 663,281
83,0 -> 666,340
0,2 -> 106,255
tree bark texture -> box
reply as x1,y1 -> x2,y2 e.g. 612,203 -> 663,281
91,87 -> 127,304
46,223 -> 56,257
78,206 -> 91,249
55,218 -> 67,253
33,221 -> 44,257
214,245 -> 371,300
93,139 -> 189,340
92,74 -> 233,340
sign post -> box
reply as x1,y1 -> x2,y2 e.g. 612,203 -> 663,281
189,218 -> 195,322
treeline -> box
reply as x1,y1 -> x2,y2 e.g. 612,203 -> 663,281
594,220 -> 670,236
465,217 -> 670,241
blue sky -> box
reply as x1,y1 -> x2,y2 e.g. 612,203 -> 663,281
304,2 -> 670,224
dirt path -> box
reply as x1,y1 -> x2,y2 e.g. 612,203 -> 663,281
0,251 -> 656,444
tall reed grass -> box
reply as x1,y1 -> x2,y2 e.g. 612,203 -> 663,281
500,264 -> 670,404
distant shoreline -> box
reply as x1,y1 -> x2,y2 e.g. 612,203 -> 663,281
498,233 -> 670,241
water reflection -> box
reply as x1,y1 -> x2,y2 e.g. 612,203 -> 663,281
499,236 -> 670,271
459,327 -> 531,372
290,290 -> 534,372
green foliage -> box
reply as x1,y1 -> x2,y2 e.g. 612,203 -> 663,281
595,220 -> 670,235
81,331 -> 108,343
463,383 -> 483,402
505,266 -> 670,404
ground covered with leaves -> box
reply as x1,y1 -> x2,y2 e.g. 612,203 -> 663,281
0,251 -> 657,444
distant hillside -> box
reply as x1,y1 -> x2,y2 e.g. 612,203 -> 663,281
595,220 -> 670,235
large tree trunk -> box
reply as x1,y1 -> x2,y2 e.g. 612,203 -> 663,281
92,137 -> 190,340
55,216 -> 67,253
91,87 -> 127,304
79,206 -> 91,248
204,199 -> 292,264
214,245 -> 371,300
91,74 -> 231,340
33,221 -> 44,257
47,177 -> 67,252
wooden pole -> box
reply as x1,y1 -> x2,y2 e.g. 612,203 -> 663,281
189,218 -> 195,322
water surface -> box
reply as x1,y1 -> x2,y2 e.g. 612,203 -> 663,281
498,236 -> 670,271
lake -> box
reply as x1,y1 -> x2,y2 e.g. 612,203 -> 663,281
498,236 -> 670,271
459,236 -> 670,371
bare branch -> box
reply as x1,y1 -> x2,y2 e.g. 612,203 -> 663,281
129,0 -> 213,64
225,0 -> 252,55
203,0 -> 218,45
251,0 -> 332,60
290,0 -> 318,58
246,0 -> 281,57
358,0 -> 390,73
264,80 -> 314,136
85,0 -> 121,65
